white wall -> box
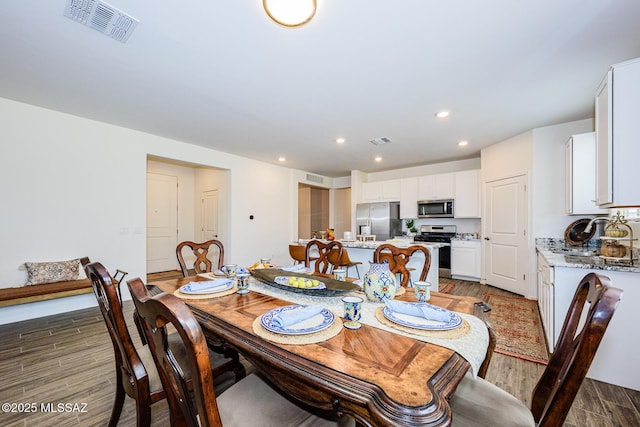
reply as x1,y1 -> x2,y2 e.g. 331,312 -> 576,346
481,118 -> 594,298
0,97 -> 302,324
531,119 -> 594,238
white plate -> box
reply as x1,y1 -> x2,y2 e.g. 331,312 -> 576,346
382,303 -> 462,331
179,280 -> 234,295
274,276 -> 326,290
261,305 -> 334,335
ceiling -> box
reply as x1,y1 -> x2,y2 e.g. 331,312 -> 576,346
1,1 -> 639,178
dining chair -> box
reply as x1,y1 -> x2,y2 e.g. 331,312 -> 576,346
373,244 -> 431,288
305,239 -> 343,274
288,243 -> 317,265
85,261 -> 171,427
176,239 -> 225,277
127,278 -> 354,427
327,247 -> 363,278
449,272 -> 622,427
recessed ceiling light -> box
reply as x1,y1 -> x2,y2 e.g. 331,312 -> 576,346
458,140 -> 469,147
336,138 -> 345,144
374,156 -> 382,162
278,157 -> 286,162
435,111 -> 450,119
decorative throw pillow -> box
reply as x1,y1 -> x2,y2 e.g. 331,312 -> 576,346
24,259 -> 85,285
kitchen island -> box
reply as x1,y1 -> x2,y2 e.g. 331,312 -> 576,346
296,239 -> 441,291
536,238 -> 640,391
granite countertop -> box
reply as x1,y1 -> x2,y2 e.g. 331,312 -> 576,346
296,239 -> 443,250
536,238 -> 640,274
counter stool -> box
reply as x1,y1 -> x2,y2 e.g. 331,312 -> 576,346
328,248 -> 362,279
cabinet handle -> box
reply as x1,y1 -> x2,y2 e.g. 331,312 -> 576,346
484,237 -> 490,241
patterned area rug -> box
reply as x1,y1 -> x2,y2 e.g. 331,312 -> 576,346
483,293 -> 549,365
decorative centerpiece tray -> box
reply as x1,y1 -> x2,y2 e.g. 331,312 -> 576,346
252,268 -> 359,297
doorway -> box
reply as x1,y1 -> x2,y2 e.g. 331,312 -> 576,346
146,158 -> 228,274
298,184 -> 329,239
201,189 -> 219,241
146,172 -> 178,273
483,174 -> 528,295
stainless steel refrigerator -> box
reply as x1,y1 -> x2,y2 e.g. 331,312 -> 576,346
356,202 -> 401,241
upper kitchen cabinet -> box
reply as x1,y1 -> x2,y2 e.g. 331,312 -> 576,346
454,170 -> 481,218
361,179 -> 401,203
595,57 -> 640,207
399,177 -> 418,218
417,173 -> 455,201
565,133 -> 607,215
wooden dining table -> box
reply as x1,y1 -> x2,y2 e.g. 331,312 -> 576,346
150,272 -> 493,427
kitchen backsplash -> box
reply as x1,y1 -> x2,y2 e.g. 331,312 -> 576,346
404,217 -> 480,235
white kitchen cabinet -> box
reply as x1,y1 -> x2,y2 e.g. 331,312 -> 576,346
417,173 -> 455,201
399,177 -> 418,219
595,57 -> 640,207
547,265 -> 640,390
451,239 -> 481,281
362,179 -> 400,202
565,133 -> 607,215
454,169 -> 480,218
536,252 -> 555,353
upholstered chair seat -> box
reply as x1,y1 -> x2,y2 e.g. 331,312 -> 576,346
449,372 -> 535,427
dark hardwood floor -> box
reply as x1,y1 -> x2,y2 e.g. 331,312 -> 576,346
0,273 -> 637,426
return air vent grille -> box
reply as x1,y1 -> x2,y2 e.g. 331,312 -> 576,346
306,174 -> 324,184
64,0 -> 139,43
369,137 -> 392,145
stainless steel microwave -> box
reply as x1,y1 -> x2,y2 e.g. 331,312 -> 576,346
417,199 -> 454,218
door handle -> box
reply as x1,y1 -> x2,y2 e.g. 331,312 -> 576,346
484,237 -> 490,240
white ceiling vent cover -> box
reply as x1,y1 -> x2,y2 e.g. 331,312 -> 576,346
369,137 -> 392,146
64,0 -> 139,43
306,174 -> 324,184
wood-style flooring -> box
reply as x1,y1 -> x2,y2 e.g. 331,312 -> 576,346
0,273 -> 637,426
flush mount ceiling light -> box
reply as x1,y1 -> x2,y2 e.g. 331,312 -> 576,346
336,138 -> 346,144
374,156 -> 383,162
435,111 -> 450,119
263,0 -> 317,28
458,140 -> 469,147
278,156 -> 286,162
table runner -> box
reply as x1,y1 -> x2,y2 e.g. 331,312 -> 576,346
248,279 -> 489,376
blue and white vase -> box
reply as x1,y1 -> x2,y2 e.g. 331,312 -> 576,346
363,261 -> 396,302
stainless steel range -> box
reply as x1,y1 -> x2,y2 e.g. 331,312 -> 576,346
413,225 -> 457,278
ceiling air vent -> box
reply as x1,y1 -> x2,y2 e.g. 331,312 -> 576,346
306,174 -> 324,184
64,0 -> 139,43
369,137 -> 392,146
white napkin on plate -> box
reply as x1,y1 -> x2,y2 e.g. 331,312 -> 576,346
271,305 -> 324,328
384,299 -> 451,323
183,279 -> 232,293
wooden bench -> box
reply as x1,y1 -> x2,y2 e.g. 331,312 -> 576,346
0,257 -> 93,308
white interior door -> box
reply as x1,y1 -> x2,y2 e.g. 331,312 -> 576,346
483,174 -> 528,295
147,173 -> 178,273
201,190 -> 219,241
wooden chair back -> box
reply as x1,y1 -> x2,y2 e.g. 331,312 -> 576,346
288,244 -> 307,264
85,262 -> 163,427
176,240 -> 224,277
128,277 -> 223,427
531,273 -> 622,426
305,240 -> 343,274
373,244 -> 431,288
